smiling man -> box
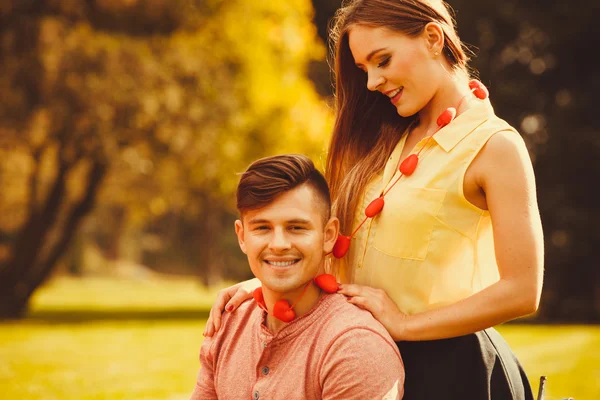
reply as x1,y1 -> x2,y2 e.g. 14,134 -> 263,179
190,154 -> 404,400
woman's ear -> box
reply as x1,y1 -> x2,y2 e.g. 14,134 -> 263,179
234,219 -> 247,254
323,217 -> 340,254
423,22 -> 445,55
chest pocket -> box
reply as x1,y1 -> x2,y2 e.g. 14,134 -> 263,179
371,186 -> 446,260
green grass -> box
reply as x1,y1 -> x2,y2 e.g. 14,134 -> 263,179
1,276 -> 598,399
497,325 -> 600,400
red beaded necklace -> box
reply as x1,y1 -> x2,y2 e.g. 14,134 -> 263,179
253,273 -> 339,322
331,80 -> 489,259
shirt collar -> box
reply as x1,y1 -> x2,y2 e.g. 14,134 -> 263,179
432,99 -> 494,152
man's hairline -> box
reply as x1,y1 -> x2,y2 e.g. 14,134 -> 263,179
238,182 -> 331,225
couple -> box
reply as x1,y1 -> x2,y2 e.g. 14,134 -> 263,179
192,0 -> 544,398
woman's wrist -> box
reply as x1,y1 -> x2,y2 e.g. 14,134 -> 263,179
391,313 -> 415,341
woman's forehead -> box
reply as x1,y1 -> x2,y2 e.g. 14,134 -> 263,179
348,26 -> 412,61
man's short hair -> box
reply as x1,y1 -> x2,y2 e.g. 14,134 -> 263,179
236,154 -> 331,221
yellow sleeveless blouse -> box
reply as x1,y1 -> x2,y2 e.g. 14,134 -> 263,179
345,100 -> 518,315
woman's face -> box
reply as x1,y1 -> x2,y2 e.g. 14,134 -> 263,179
348,24 -> 441,117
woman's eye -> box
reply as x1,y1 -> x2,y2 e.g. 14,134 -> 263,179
378,57 -> 390,68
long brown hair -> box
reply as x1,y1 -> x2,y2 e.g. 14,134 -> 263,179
326,0 -> 471,277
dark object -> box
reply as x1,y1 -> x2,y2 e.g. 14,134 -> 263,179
396,328 -> 534,399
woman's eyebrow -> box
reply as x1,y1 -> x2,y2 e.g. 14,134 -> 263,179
356,47 -> 388,67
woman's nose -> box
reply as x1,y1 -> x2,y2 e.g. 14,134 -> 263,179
367,71 -> 385,91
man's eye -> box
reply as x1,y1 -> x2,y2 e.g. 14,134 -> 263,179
255,226 -> 269,230
290,226 -> 305,231
378,57 -> 390,68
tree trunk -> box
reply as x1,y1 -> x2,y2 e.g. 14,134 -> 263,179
0,160 -> 107,319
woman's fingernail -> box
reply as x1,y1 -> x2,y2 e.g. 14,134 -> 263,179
226,305 -> 233,312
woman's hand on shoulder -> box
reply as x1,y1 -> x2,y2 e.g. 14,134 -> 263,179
203,277 -> 261,337
338,283 -> 408,341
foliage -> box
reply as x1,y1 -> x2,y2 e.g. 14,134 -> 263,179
0,0 -> 333,317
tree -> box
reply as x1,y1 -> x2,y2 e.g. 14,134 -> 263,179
0,0 -> 332,318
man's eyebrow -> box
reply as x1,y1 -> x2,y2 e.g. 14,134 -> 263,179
247,218 -> 313,225
247,218 -> 270,225
287,219 -> 312,225
356,47 -> 388,67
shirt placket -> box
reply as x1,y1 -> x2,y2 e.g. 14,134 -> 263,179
253,329 -> 274,400
357,135 -> 408,269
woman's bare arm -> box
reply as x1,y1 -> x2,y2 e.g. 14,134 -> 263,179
339,130 -> 544,340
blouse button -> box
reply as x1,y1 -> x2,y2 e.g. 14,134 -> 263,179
262,366 -> 270,375
253,390 -> 260,399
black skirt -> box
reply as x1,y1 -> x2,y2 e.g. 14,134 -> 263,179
396,328 -> 534,400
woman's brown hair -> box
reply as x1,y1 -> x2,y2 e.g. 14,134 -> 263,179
326,0 -> 471,278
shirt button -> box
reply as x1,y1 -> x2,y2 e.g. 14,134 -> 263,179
253,391 -> 260,399
262,366 -> 269,375
262,342 -> 267,348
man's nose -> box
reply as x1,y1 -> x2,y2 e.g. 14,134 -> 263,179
269,227 -> 291,251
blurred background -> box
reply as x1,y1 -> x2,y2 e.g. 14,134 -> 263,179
0,0 -> 598,399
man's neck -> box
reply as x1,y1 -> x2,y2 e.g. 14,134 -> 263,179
262,282 -> 322,334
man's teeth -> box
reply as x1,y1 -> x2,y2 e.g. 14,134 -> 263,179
388,88 -> 402,98
266,260 -> 298,267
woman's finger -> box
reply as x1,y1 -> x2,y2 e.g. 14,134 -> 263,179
204,289 -> 235,337
224,287 -> 253,313
204,314 -> 214,337
347,295 -> 371,311
337,283 -> 370,297
204,307 -> 221,337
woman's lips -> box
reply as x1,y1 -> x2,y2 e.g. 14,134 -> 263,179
390,88 -> 403,105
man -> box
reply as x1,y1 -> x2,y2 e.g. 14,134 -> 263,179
190,154 -> 404,399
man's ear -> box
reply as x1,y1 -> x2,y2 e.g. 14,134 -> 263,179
234,219 -> 247,254
423,22 -> 445,55
323,216 -> 340,254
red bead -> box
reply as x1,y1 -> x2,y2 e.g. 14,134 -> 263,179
468,79 -> 483,90
437,107 -> 456,127
253,287 -> 267,311
314,274 -> 339,293
365,197 -> 385,217
332,235 -> 351,258
273,300 -> 295,322
469,79 -> 489,99
399,153 -> 419,176
473,87 -> 488,99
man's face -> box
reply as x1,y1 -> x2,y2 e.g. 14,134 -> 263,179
235,184 -> 338,296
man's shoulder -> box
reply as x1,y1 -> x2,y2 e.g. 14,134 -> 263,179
316,294 -> 396,345
209,299 -> 260,344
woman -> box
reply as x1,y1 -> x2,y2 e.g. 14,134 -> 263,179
204,0 -> 543,398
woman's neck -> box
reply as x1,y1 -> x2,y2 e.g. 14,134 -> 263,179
415,73 -> 472,137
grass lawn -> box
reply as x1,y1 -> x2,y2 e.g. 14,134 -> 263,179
1,276 -> 598,399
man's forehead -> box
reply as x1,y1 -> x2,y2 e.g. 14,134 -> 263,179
242,185 -> 324,224
246,216 -> 313,225
243,204 -> 315,225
